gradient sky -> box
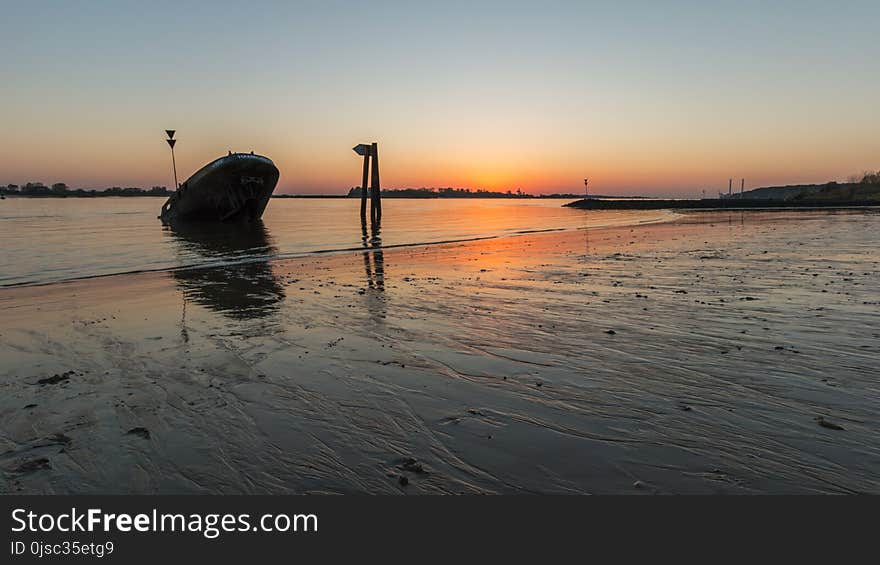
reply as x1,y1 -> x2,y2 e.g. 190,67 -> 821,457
1,0 -> 878,196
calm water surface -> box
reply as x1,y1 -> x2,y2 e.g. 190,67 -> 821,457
0,197 -> 672,286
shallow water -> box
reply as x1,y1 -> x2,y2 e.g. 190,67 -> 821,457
0,197 -> 672,286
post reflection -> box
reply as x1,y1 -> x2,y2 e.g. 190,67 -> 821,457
361,218 -> 386,321
362,219 -> 384,290
165,221 -> 285,320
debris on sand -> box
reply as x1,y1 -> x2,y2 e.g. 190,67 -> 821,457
400,458 -> 428,475
126,427 -> 151,439
815,416 -> 845,431
43,433 -> 72,446
37,371 -> 76,385
13,458 -> 51,474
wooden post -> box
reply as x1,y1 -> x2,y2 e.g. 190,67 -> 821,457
360,149 -> 370,220
370,142 -> 381,223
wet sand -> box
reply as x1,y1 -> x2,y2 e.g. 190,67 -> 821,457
1,210 -> 879,494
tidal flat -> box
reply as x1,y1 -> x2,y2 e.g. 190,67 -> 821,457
1,210 -> 878,494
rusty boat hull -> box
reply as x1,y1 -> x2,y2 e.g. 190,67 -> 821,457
160,153 -> 279,224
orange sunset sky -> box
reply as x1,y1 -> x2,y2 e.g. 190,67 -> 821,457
1,1 -> 878,196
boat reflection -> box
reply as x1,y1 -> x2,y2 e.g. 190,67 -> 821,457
166,221 -> 285,320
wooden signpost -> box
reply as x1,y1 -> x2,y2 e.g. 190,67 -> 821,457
353,142 -> 382,223
354,144 -> 370,219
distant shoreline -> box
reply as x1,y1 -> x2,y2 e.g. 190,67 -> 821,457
1,193 -> 584,200
1,194 -> 168,199
565,198 -> 880,210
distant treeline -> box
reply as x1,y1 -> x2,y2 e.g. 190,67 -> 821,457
345,187 -> 588,199
1,182 -> 171,197
1,182 -> 587,199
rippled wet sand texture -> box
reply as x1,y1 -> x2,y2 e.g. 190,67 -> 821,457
1,210 -> 878,494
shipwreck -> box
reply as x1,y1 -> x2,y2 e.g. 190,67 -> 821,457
159,152 -> 279,224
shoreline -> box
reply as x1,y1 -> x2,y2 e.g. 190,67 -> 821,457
0,209 -> 679,290
565,198 -> 880,210
2,209 -> 878,494
0,194 -> 580,200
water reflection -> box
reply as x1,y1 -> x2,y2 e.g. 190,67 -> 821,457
361,219 -> 386,321
166,222 -> 285,320
362,219 -> 384,290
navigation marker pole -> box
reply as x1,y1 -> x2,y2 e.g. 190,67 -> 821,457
166,130 -> 179,189
584,178 -> 589,199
